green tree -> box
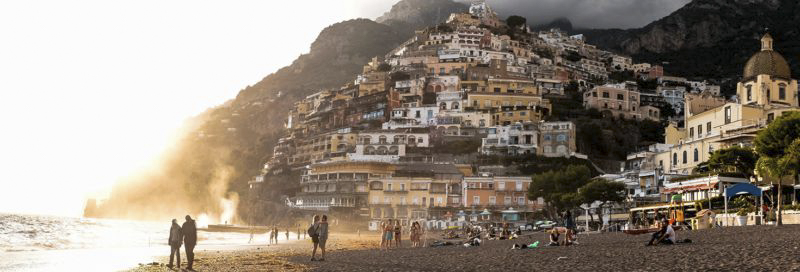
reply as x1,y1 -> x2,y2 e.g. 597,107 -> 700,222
578,179 -> 626,226
706,146 -> 759,179
754,112 -> 800,225
506,15 -> 527,29
528,165 -> 592,218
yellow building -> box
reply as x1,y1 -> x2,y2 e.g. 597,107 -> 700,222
657,34 -> 799,175
367,163 -> 464,224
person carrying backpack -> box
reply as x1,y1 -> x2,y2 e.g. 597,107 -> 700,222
309,215 -> 321,261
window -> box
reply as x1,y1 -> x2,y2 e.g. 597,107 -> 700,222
412,197 -> 419,205
602,92 -> 609,98
724,106 -> 732,124
484,100 -> 491,107
694,148 -> 699,162
504,196 -> 512,205
387,183 -> 392,191
494,87 -> 501,93
673,153 -> 677,165
452,102 -> 459,110
768,113 -> 775,123
415,111 -> 421,118
498,182 -> 505,191
746,85 -> 752,101
557,134 -> 567,142
617,94 -> 624,100
543,135 -> 552,141
472,100 -> 478,107
592,92 -> 597,97
683,151 -> 687,164
516,182 -> 523,191
697,125 -> 702,138
518,197 -> 525,206
489,196 -> 496,205
689,128 -> 694,138
437,197 -> 443,205
779,84 -> 786,100
706,122 -> 711,134
439,67 -> 445,74
473,196 -> 480,205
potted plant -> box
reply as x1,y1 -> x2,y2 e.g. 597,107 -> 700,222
735,208 -> 749,226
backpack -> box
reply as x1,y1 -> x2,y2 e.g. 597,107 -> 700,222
307,223 -> 319,238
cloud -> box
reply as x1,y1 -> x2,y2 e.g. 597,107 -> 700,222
462,0 -> 692,29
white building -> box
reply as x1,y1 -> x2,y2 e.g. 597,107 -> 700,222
480,122 -> 539,155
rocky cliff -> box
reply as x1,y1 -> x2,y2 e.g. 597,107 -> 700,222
582,0 -> 799,79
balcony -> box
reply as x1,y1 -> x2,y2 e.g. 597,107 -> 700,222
383,189 -> 409,194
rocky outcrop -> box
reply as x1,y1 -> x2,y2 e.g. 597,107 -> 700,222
376,0 -> 467,32
582,0 -> 799,78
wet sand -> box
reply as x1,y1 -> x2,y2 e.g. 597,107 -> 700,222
126,233 -> 380,272
128,225 -> 800,271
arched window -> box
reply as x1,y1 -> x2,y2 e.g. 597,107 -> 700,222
694,148 -> 699,162
435,85 -> 442,92
440,102 -> 447,110
452,102 -> 459,110
746,85 -> 752,101
683,151 -> 688,164
673,153 -> 677,165
379,136 -> 387,144
365,146 -> 376,155
377,146 -> 389,155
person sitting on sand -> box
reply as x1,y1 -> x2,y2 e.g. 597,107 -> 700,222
547,229 -> 560,246
309,215 -> 321,261
167,219 -> 182,269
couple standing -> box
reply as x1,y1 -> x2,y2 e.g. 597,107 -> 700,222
168,215 -> 198,270
308,214 -> 329,261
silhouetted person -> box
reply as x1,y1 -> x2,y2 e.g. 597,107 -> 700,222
182,215 -> 197,270
167,219 -> 182,269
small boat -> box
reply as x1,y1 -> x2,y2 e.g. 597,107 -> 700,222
199,224 -> 271,234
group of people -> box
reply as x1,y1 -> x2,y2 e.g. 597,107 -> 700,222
267,227 -> 291,244
379,219 -> 426,249
308,214 -> 329,261
167,215 -> 198,270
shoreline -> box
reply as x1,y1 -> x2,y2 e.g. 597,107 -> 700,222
125,233 -> 381,272
127,225 -> 800,271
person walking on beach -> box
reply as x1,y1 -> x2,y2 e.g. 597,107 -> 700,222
167,219 -> 182,269
394,220 -> 402,248
309,215 -> 321,261
317,215 -> 329,261
285,228 -> 290,241
383,220 -> 394,250
297,226 -> 301,240
182,215 -> 197,270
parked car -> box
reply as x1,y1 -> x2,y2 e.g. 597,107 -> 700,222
533,220 -> 556,230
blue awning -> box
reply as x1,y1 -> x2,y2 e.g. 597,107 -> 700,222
724,183 -> 762,198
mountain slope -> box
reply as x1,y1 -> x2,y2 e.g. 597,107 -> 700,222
376,0 -> 467,34
582,0 -> 800,79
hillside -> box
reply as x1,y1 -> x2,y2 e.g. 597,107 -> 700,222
581,0 -> 800,79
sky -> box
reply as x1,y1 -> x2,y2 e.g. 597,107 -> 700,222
481,0 -> 692,29
0,0 -> 688,217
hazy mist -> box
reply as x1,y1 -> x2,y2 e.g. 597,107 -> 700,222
463,0 -> 692,29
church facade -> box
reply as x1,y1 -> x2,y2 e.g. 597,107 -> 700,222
655,34 -> 799,175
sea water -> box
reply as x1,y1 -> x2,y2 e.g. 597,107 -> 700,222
0,213 -> 297,271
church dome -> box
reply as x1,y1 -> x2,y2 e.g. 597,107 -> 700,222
743,34 -> 791,80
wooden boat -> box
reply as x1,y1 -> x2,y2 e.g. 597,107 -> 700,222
199,224 -> 272,234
